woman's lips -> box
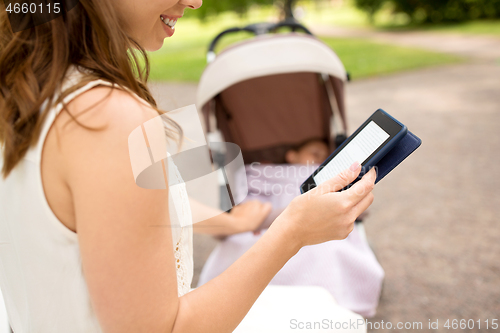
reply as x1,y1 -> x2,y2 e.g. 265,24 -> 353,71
160,15 -> 179,37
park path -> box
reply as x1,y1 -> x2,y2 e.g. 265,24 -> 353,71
318,28 -> 500,332
149,29 -> 500,332
343,61 -> 500,331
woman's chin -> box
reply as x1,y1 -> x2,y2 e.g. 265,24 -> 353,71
141,38 -> 165,52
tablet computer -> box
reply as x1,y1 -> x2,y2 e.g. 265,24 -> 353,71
300,109 -> 408,193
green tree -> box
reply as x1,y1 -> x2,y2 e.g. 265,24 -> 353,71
390,0 -> 500,22
354,0 -> 500,24
192,0 -> 299,20
354,0 -> 385,24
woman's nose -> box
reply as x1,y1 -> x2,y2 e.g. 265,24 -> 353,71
179,0 -> 202,10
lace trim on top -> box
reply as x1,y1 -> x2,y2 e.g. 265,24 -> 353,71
167,155 -> 193,297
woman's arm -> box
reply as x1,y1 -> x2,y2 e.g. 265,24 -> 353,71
174,214 -> 300,332
59,87 -> 375,333
172,168 -> 375,332
58,88 -> 180,332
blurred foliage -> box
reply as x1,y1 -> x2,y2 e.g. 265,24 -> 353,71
191,0 -> 298,20
354,0 -> 500,23
192,0 -> 270,18
354,0 -> 385,23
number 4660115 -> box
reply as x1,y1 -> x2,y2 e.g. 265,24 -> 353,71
444,319 -> 498,330
6,3 -> 61,14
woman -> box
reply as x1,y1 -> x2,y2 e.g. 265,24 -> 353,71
0,0 -> 376,332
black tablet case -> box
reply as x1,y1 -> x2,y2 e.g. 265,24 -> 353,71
374,131 -> 422,184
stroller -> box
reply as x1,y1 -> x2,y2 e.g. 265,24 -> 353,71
195,20 -> 384,320
197,21 -> 348,173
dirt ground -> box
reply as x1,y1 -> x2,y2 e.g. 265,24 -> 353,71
343,61 -> 500,332
149,31 -> 500,332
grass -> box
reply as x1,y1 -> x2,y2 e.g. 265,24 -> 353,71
379,20 -> 500,35
147,13 -> 462,82
147,8 -> 278,82
320,37 -> 462,79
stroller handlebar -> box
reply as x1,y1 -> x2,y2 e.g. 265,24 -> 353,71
207,20 -> 313,63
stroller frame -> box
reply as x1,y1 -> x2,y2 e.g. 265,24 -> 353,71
196,20 -> 350,208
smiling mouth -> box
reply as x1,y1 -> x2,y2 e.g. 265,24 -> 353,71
160,15 -> 177,29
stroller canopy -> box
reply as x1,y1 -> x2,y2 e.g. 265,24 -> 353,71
197,34 -> 347,108
197,33 -> 348,164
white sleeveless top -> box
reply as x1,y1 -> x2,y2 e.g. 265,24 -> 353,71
0,67 -> 193,332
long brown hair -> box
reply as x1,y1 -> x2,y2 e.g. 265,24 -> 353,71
0,1 -> 182,178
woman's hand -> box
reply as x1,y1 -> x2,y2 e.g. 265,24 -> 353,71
272,162 -> 376,249
174,163 -> 376,333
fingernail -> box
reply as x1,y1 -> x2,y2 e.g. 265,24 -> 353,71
350,161 -> 360,171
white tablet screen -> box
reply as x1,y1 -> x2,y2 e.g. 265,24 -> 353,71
313,121 -> 390,185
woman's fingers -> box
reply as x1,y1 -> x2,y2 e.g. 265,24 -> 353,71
313,161 -> 362,194
272,163 -> 377,247
351,191 -> 375,221
345,167 -> 377,205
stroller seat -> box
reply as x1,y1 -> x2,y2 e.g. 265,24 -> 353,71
198,33 -> 349,166
195,21 -> 383,323
198,163 -> 385,318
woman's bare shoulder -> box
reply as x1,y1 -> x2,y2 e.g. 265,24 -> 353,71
58,85 -> 158,135
53,85 -> 161,189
